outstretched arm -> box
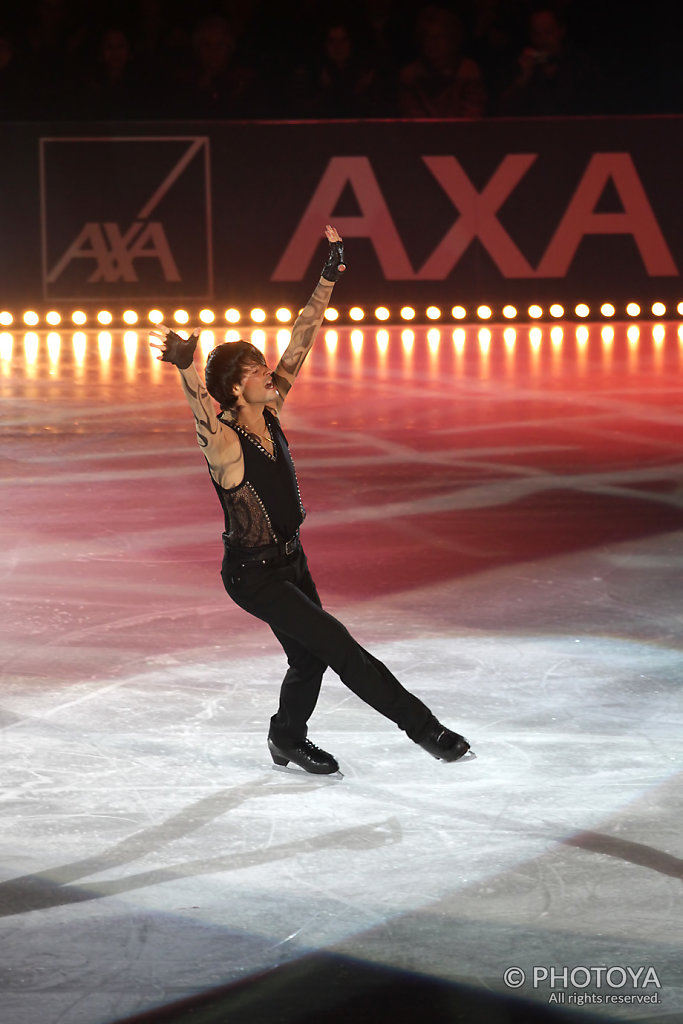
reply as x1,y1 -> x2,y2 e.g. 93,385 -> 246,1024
272,224 -> 346,411
149,326 -> 241,486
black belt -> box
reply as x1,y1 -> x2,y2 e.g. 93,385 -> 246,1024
222,530 -> 300,565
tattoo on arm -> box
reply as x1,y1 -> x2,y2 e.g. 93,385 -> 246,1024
277,280 -> 333,383
180,368 -> 220,449
271,372 -> 292,398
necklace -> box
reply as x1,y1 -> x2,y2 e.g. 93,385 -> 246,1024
234,418 -> 276,457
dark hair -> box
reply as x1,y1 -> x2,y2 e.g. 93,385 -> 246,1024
204,340 -> 266,410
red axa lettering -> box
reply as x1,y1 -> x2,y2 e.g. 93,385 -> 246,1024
417,154 -> 537,279
273,153 -> 677,281
538,153 -> 677,277
272,156 -> 414,280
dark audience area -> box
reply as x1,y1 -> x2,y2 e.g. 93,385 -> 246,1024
0,0 -> 680,121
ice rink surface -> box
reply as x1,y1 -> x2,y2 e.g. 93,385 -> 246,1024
1,322 -> 682,1024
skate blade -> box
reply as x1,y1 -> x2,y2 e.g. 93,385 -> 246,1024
456,749 -> 477,762
271,763 -> 344,780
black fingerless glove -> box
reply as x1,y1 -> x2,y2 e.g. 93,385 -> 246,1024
161,329 -> 198,370
321,240 -> 347,282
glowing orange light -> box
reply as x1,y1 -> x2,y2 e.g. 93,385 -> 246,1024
172,309 -> 189,325
452,328 -> 466,352
476,305 -> 492,320
601,326 -> 614,343
427,328 -> 440,351
351,329 -> 364,352
47,332 -> 60,362
325,330 -> 338,352
97,310 -> 113,325
503,327 -> 516,348
677,302 -> 683,316
451,305 -> 466,320
576,326 -> 589,344
276,308 -> 293,323
349,307 -> 365,322
0,332 -> 12,360
426,306 -> 441,320
528,305 -> 543,319
400,306 -> 416,320
626,303 -> 641,317
23,311 -> 39,326
276,329 -> 290,353
374,306 -> 390,321
600,303 -> 615,318
653,324 -> 665,344
250,308 -> 266,323
0,311 -> 12,326
225,329 -> 241,342
123,331 -> 138,363
575,304 -> 590,318
478,328 -> 492,349
98,331 -> 112,359
72,310 -> 87,325
199,309 -> 215,324
401,329 -> 415,352
502,305 -> 517,319
123,309 -> 138,325
148,309 -> 164,325
376,329 -> 389,353
46,311 -> 61,326
652,302 -> 666,317
72,332 -> 87,364
550,327 -> 563,345
324,308 -> 338,322
251,329 -> 266,349
627,326 -> 639,344
199,330 -> 215,359
225,308 -> 240,324
24,332 -> 39,363
549,304 -> 564,318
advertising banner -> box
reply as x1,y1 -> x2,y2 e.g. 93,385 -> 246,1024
0,117 -> 680,311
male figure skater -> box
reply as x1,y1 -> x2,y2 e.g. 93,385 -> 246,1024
150,225 -> 471,775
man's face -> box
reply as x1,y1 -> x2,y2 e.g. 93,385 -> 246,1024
530,11 -> 564,55
236,360 -> 278,405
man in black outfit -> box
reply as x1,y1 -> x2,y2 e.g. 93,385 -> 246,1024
150,225 -> 471,775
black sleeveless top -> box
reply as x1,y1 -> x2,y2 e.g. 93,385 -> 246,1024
209,409 -> 305,548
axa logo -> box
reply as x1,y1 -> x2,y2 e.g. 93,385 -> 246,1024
40,136 -> 212,298
47,222 -> 180,285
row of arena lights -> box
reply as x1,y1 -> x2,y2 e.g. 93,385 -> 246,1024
1,301 -> 682,329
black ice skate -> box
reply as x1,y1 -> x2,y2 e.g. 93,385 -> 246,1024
418,718 -> 474,762
268,736 -> 343,777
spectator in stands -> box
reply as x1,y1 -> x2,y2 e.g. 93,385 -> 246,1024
174,13 -> 260,118
470,0 -> 525,113
78,26 -> 149,120
499,5 -> 597,116
398,4 -> 486,118
314,19 -> 383,118
21,0 -> 85,117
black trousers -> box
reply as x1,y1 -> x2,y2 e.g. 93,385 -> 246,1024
221,544 -> 433,748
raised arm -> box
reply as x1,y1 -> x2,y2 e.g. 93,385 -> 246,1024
149,326 -> 242,487
272,224 -> 346,410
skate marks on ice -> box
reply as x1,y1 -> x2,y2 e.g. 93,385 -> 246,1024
0,634 -> 681,1023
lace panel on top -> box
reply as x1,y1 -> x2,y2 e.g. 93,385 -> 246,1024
222,480 -> 276,548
